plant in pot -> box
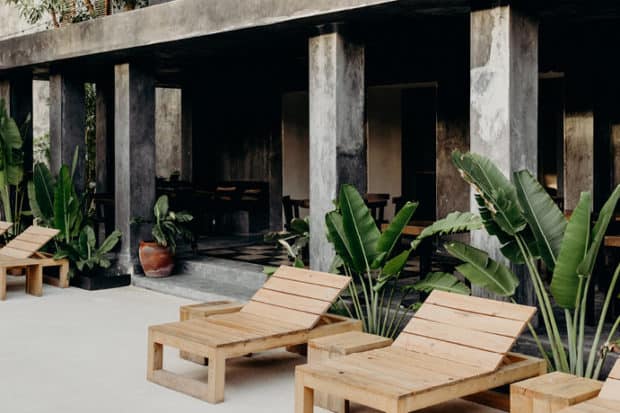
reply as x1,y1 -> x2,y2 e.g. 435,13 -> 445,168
54,225 -> 122,277
138,195 -> 193,277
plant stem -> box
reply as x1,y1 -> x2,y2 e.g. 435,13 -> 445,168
565,310 -> 576,374
593,315 -> 620,379
585,263 -> 620,378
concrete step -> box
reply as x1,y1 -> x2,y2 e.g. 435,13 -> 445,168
132,256 -> 266,302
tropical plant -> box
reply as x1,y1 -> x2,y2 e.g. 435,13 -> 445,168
149,195 -> 193,254
0,99 -> 30,237
325,184 -> 470,338
54,225 -> 121,274
263,217 -> 309,274
433,150 -> 620,379
28,150 -> 86,244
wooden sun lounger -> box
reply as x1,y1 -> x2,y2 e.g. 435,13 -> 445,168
295,290 -> 547,413
0,226 -> 67,300
558,360 -> 620,412
147,266 -> 359,403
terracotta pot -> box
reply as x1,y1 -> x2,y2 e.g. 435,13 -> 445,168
138,241 -> 174,277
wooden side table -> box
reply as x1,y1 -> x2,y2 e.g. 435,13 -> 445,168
308,331 -> 393,413
178,301 -> 244,364
511,372 -> 603,413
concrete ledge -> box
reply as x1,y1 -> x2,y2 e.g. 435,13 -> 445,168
0,0 -> 397,71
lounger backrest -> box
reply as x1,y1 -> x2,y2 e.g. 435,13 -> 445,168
241,266 -> 351,329
393,290 -> 537,371
599,359 -> 620,401
0,226 -> 60,259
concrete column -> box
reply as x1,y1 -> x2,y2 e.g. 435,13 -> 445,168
180,87 -> 193,182
470,6 -> 538,304
0,74 -> 33,171
114,63 -> 156,274
96,76 -> 114,193
564,73 -> 593,212
614,125 -> 620,190
308,26 -> 366,271
49,73 -> 86,189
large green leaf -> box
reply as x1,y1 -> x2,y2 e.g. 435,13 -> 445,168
411,272 -> 471,295
325,211 -> 356,270
577,185 -> 620,277
98,229 -> 122,255
154,195 -> 169,221
376,201 -> 417,260
514,170 -> 567,271
452,150 -> 526,235
550,192 -> 591,309
339,184 -> 381,272
31,162 -> 55,222
53,165 -> 79,241
411,211 -> 482,250
445,241 -> 519,297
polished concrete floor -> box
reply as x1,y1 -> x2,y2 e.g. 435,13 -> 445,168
0,280 -> 501,413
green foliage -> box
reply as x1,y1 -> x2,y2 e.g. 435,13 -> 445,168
264,217 -> 309,270
411,211 -> 482,250
54,226 -> 121,273
148,195 -> 193,254
0,99 -> 29,237
409,272 -> 471,295
439,150 -> 620,378
326,184 -> 468,338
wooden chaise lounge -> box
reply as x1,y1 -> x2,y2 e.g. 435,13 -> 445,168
295,290 -> 547,413
0,225 -> 65,300
147,266 -> 359,403
558,359 -> 620,412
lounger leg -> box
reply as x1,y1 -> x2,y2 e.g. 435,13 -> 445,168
0,267 -> 6,300
147,332 -> 164,381
295,372 -> 314,413
206,351 -> 226,403
26,266 -> 43,297
59,261 -> 69,288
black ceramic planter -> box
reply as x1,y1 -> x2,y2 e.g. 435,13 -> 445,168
70,268 -> 131,291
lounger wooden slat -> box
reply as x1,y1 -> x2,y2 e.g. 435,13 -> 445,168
147,266 -> 357,403
296,290 -> 544,413
424,290 -> 537,321
414,302 -> 528,337
0,221 -> 12,232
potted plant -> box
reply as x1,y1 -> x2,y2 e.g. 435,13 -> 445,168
138,195 -> 193,277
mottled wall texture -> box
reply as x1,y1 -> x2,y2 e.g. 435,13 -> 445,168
155,88 -> 182,179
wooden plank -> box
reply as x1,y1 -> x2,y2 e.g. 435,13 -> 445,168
393,333 -> 504,371
263,276 -> 341,301
250,288 -> 330,315
241,301 -> 316,328
424,290 -> 537,322
604,236 -> 620,248
208,312 -> 300,335
6,239 -> 41,253
599,377 -> 620,401
0,246 -> 31,258
272,266 -> 350,290
22,226 -> 60,237
0,221 -> 12,232
414,303 -> 527,338
608,360 -> 620,379
404,318 -> 516,354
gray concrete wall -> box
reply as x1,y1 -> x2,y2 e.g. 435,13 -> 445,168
155,87 -> 182,179
282,92 -> 310,202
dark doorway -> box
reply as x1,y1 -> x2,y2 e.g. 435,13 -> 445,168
538,77 -> 565,210
401,86 -> 437,221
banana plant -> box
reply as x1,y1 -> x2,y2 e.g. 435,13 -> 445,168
433,150 -> 620,378
54,225 -> 121,275
325,184 -> 470,338
0,99 -> 29,237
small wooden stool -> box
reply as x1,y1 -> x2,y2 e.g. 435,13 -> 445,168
308,331 -> 393,413
511,372 -> 603,413
179,301 -> 244,364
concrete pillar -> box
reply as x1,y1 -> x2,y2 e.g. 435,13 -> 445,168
49,73 -> 86,189
308,26 -> 366,271
564,73 -> 593,212
0,74 -> 33,171
114,63 -> 156,274
470,6 -> 538,305
96,76 -> 114,193
181,87 -> 193,182
614,125 -> 620,190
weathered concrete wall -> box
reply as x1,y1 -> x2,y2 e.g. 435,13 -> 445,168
0,3 -> 48,40
470,6 -> 538,305
155,87 -> 182,179
367,86 -> 402,219
308,29 -> 366,272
